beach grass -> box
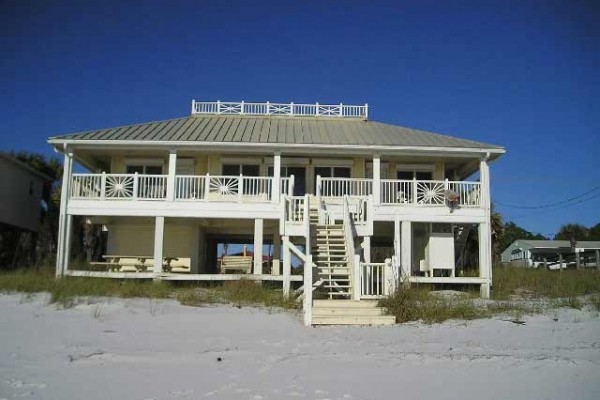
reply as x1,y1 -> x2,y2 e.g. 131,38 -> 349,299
0,265 -> 297,310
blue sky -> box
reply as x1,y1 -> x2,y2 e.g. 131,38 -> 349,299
2,0 -> 598,237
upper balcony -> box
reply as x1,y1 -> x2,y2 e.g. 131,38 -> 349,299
67,172 -> 485,222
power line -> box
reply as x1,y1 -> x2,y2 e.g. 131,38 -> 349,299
495,186 -> 600,209
504,192 -> 600,220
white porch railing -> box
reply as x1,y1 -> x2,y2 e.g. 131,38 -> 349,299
191,100 -> 368,119
72,173 -> 277,203
380,179 -> 481,207
359,259 -> 394,299
320,177 -> 373,197
285,196 -> 307,223
71,173 -> 167,200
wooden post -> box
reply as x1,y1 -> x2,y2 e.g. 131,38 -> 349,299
575,249 -> 581,270
303,254 -> 313,326
253,219 -> 264,275
153,217 -> 165,276
282,236 -> 291,297
384,258 -> 395,295
353,254 -> 361,301
559,253 -> 563,271
63,215 -> 73,274
167,150 -> 177,201
400,221 -> 412,280
479,156 -> 493,297
272,152 -> 281,203
56,150 -> 73,277
479,221 -> 492,298
272,232 -> 281,275
596,250 -> 600,270
372,154 -> 381,205
363,236 -> 371,263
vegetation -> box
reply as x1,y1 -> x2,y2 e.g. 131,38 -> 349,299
492,266 -> 600,299
380,266 -> 600,324
0,266 -> 298,310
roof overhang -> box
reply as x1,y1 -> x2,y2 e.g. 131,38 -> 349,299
48,138 -> 505,159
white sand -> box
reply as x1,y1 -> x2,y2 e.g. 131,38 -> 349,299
1,294 -> 599,400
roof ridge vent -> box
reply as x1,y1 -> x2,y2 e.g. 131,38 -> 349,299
191,100 -> 368,119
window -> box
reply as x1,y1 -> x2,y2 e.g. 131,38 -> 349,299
222,164 -> 259,176
314,166 -> 351,179
125,162 -> 163,175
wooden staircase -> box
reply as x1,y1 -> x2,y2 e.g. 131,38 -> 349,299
302,197 -> 395,326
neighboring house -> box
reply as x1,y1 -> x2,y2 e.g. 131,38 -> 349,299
501,240 -> 600,270
48,100 -> 504,325
0,153 -> 50,232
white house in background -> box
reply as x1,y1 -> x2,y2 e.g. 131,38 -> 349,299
501,239 -> 600,270
48,100 -> 504,325
0,153 -> 50,232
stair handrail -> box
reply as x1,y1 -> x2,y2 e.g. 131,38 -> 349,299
343,195 -> 359,300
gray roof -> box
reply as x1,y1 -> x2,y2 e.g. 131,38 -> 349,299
516,240 -> 600,249
49,115 -> 504,151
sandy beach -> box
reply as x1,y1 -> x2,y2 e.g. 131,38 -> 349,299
1,294 -> 599,400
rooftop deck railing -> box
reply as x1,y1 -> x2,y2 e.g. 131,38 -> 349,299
191,100 -> 368,119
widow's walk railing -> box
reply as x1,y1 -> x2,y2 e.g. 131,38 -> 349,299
191,100 -> 368,119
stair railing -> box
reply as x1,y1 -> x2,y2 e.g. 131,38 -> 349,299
343,195 -> 359,300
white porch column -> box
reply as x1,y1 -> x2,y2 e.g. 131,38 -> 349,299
62,215 -> 73,274
401,221 -> 412,279
394,218 -> 401,266
153,217 -> 165,275
253,219 -> 264,275
479,221 -> 492,298
167,150 -> 177,201
282,236 -> 291,297
272,152 -> 281,203
272,232 -> 281,275
479,155 -> 492,298
362,236 -> 371,263
372,154 -> 381,205
56,150 -> 73,277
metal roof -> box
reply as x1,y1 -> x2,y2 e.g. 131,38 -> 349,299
515,240 -> 600,249
48,115 -> 504,152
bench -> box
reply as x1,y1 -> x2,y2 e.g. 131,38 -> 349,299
167,257 -> 191,273
220,255 -> 253,274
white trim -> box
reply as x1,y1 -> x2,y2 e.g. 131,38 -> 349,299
49,139 -> 506,157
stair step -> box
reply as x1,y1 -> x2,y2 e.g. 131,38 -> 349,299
313,300 -> 379,307
311,315 -> 396,326
312,308 -> 385,316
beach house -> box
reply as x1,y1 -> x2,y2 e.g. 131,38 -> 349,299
49,100 -> 504,325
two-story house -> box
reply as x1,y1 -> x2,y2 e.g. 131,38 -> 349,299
49,100 -> 504,325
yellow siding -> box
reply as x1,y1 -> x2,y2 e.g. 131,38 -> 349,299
107,220 -> 194,258
208,154 -> 221,175
352,158 -> 365,178
434,161 -> 445,180
194,155 -> 208,174
110,156 -> 125,173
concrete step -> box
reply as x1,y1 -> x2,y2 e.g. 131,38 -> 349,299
311,315 -> 396,326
